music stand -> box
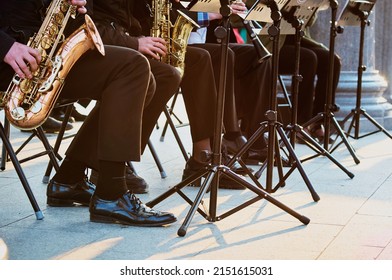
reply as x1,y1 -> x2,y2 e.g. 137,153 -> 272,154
338,0 -> 392,140
224,0 -> 325,198
146,0 -> 310,237
272,1 -> 354,180
299,0 -> 361,164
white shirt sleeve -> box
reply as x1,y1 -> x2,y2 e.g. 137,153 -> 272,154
188,27 -> 207,44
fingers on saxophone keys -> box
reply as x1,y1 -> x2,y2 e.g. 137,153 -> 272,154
152,42 -> 167,55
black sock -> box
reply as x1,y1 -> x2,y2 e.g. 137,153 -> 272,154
52,158 -> 86,184
95,160 -> 127,200
223,131 -> 242,141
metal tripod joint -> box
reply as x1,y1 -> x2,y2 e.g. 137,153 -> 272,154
265,110 -> 277,122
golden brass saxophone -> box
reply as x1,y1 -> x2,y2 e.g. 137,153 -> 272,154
3,0 -> 105,130
151,0 -> 200,77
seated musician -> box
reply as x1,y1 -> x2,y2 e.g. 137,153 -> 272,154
0,0 -> 176,227
89,0 -> 249,189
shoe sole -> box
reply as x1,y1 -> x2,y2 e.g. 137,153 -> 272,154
90,214 -> 177,227
47,197 -> 89,207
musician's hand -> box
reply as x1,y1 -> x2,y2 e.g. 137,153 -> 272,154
4,42 -> 41,79
138,37 -> 168,60
209,13 -> 223,20
231,1 -> 247,15
209,1 -> 247,20
70,0 -> 87,14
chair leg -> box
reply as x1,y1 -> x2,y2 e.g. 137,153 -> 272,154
42,105 -> 73,183
35,126 -> 60,173
147,139 -> 167,178
162,107 -> 189,162
0,122 -> 44,220
160,89 -> 182,141
0,115 -> 9,171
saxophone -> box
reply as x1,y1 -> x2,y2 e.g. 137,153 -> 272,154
151,0 -> 200,77
3,0 -> 105,130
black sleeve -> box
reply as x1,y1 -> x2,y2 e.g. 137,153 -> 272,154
0,30 -> 16,62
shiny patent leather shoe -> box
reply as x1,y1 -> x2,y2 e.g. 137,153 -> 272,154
222,135 -> 248,154
89,192 -> 177,227
51,109 -> 76,123
47,178 -> 95,206
244,148 -> 291,167
182,157 -> 247,190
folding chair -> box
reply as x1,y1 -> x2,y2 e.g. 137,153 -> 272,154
1,98 -> 80,218
1,99 -> 79,177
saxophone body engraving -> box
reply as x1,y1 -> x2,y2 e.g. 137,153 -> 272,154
4,0 -> 105,130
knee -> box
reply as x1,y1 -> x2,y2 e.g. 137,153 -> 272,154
334,54 -> 342,72
112,50 -> 151,91
130,51 -> 151,73
185,47 -> 212,69
145,75 -> 156,106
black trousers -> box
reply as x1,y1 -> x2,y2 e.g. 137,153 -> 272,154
141,46 -> 218,153
62,46 -> 154,168
279,44 -> 317,124
191,43 -> 241,135
281,36 -> 342,124
232,43 -> 273,149
193,43 -> 273,149
1,46 -> 153,167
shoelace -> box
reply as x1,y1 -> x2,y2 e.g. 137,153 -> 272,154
128,193 -> 159,215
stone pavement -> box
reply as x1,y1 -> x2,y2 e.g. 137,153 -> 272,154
1,102 -> 392,260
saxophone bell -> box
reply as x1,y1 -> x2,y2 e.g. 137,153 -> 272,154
3,0 -> 104,130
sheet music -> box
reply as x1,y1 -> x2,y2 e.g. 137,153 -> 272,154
189,0 -> 222,14
283,0 -> 325,22
246,0 -> 290,23
337,0 -> 376,26
256,0 -> 325,35
305,0 -> 330,11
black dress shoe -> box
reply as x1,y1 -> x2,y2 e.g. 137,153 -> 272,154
221,144 -> 254,175
71,108 -> 88,122
182,157 -> 247,189
244,148 -> 291,167
331,103 -> 340,112
89,191 -> 177,226
51,109 -> 76,123
222,135 -> 248,154
47,178 -> 95,206
42,116 -> 73,133
90,166 -> 149,194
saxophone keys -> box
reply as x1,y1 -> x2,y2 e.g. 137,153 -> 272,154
30,101 -> 43,114
11,107 -> 26,121
41,36 -> 53,50
20,79 -> 34,94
